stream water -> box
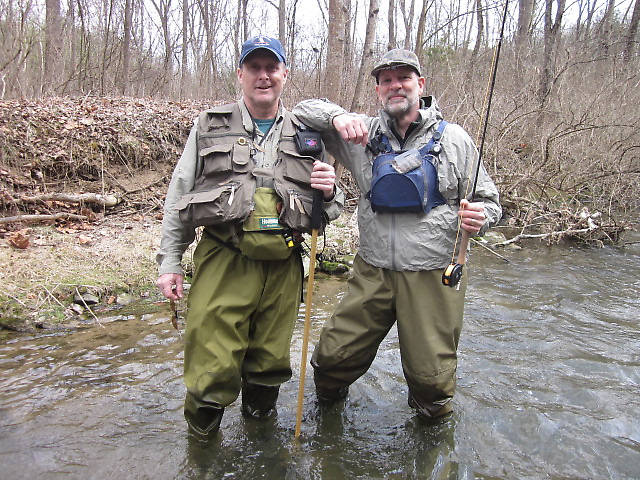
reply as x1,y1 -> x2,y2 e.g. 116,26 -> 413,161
1,241 -> 639,479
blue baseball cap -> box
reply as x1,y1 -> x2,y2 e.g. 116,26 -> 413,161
239,36 -> 287,65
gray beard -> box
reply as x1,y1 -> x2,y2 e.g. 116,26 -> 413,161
383,96 -> 418,118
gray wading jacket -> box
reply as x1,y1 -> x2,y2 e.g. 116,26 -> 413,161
157,99 -> 344,276
293,97 -> 502,272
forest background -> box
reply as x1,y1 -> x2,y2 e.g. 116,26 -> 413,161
0,0 -> 639,324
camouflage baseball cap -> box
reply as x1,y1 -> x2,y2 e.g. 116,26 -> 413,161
371,49 -> 422,78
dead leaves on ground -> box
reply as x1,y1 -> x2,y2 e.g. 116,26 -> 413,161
7,229 -> 30,249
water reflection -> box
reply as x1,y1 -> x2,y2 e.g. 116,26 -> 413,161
1,244 -> 639,479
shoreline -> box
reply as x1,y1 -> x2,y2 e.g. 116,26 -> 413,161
1,211 -> 638,335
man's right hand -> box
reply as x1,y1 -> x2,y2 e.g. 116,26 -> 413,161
332,114 -> 369,147
157,273 -> 185,300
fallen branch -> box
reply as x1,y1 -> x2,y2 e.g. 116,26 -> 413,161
0,213 -> 88,225
17,192 -> 120,207
43,285 -> 65,309
494,227 -> 594,246
470,238 -> 510,262
75,287 -> 104,329
123,176 -> 168,196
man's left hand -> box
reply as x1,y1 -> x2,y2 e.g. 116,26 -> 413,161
311,160 -> 337,200
459,199 -> 486,234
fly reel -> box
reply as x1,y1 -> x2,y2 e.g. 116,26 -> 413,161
442,263 -> 463,288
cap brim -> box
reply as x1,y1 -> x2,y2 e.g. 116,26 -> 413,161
371,62 -> 421,77
240,47 -> 286,65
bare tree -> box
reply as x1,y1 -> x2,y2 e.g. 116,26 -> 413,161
388,0 -> 396,50
597,0 -> 616,52
351,0 -> 379,111
342,0 -> 352,104
539,0 -> 566,105
624,0 -> 640,61
234,0 -> 249,63
121,0 -> 134,95
44,0 -> 63,94
400,0 -> 416,49
180,0 -> 188,99
287,0 -> 300,68
325,0 -> 345,101
471,0 -> 483,59
515,0 -> 534,51
279,0 -> 286,46
414,0 -> 433,59
149,0 -> 175,95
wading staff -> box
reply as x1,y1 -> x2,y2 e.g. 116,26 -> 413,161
294,185 -> 324,439
442,0 -> 509,288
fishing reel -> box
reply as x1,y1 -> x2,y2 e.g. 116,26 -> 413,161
442,263 -> 464,288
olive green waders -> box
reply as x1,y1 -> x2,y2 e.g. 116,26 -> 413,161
183,230 -> 302,434
311,254 -> 467,418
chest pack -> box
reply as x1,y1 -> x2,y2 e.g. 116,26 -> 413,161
367,121 -> 447,214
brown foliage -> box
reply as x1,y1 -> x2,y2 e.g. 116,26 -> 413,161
0,96 -> 210,224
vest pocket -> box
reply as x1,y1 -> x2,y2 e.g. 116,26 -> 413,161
176,182 -> 252,227
231,142 -> 251,173
278,189 -> 313,233
280,145 -> 315,185
201,144 -> 233,176
201,142 -> 253,177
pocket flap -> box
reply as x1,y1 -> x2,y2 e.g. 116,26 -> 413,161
280,143 -> 315,160
175,186 -> 228,209
199,144 -> 233,157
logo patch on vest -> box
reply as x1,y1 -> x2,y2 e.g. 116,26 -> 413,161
305,138 -> 318,148
259,217 -> 283,230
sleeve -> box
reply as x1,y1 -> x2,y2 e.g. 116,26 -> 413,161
322,184 -> 345,222
293,99 -> 372,176
442,124 -> 502,235
155,123 -> 199,276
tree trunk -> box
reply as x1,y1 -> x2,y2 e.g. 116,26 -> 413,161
597,0 -> 616,53
515,0 -> 534,52
288,0 -> 299,68
279,0 -> 286,47
181,0 -> 188,99
539,0 -> 566,105
350,0 -> 379,111
400,0 -> 416,49
623,0 -> 640,62
388,0 -> 396,50
342,0 -> 352,105
100,0 -> 115,96
415,0 -> 430,59
121,0 -> 133,95
324,0 -> 345,102
471,0 -> 483,59
44,0 -> 62,95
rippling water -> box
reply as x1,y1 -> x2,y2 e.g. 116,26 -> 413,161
1,242 -> 639,479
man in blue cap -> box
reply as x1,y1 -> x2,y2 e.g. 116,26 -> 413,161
156,36 -> 343,440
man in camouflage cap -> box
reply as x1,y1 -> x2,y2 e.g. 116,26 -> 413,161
293,49 -> 501,421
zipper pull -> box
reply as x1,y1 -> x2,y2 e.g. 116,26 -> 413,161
289,190 -> 296,210
228,184 -> 236,205
295,196 -> 305,214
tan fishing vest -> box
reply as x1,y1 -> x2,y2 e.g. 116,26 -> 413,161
176,103 -> 324,236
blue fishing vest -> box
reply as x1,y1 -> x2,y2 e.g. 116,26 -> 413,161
367,121 -> 448,214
